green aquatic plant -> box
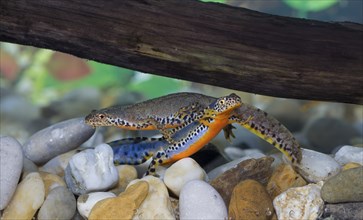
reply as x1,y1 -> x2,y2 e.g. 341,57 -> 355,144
283,0 -> 338,18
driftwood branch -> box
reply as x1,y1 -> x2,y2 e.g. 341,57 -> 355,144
1,0 -> 362,104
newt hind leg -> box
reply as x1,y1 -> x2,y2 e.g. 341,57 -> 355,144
145,150 -> 169,176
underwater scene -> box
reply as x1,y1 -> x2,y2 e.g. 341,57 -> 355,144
0,0 -> 362,219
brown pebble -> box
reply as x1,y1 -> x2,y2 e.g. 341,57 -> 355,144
229,179 -> 274,220
210,157 -> 274,206
266,163 -> 306,199
88,181 -> 149,220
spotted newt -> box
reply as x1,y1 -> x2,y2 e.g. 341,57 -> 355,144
86,92 -> 302,164
108,93 -> 242,175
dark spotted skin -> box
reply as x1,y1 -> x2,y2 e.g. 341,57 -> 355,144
86,92 -> 302,164
109,94 -> 242,176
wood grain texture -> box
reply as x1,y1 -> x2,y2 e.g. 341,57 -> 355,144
1,0 -> 362,104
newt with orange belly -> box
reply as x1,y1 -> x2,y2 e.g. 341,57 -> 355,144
86,92 -> 302,167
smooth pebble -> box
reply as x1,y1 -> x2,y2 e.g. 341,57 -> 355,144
21,158 -> 38,180
129,176 -> 175,219
39,149 -> 78,176
39,171 -> 66,197
321,167 -> 363,203
229,179 -> 274,220
23,117 -> 95,164
180,180 -> 227,220
208,152 -> 265,180
0,136 -> 24,210
164,157 -> 207,196
267,163 -> 307,199
210,157 -> 273,205
334,145 -> 363,165
115,165 -> 138,191
1,172 -> 45,219
37,186 -> 76,220
273,182 -> 324,220
293,148 -> 341,182
77,192 -> 116,219
88,181 -> 149,220
65,144 -> 118,195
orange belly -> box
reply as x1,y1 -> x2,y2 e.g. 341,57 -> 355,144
167,117 -> 229,163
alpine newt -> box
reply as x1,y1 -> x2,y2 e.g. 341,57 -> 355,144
86,92 -> 302,164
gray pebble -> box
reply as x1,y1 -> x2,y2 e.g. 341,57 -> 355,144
304,117 -> 360,153
23,117 -> 95,165
21,157 -> 38,180
322,202 -> 363,220
321,167 -> 363,203
37,186 -> 76,220
0,136 -> 24,210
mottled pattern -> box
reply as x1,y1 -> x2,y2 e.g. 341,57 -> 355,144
86,92 -> 301,164
231,105 -> 302,163
108,94 -> 242,175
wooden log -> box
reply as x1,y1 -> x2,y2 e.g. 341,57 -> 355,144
1,0 -> 362,104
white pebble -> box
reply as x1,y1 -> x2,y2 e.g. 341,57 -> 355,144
77,192 -> 116,219
64,144 -> 118,195
334,145 -> 363,165
164,157 -> 207,196
128,176 -> 175,220
0,136 -> 24,210
179,180 -> 227,220
293,148 -> 341,183
273,182 -> 324,220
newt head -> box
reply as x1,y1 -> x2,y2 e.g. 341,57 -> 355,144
84,107 -> 121,127
205,93 -> 242,118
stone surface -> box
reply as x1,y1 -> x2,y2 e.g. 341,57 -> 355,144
88,181 -> 149,220
170,197 -> 179,220
39,149 -> 79,176
304,117 -> 360,153
65,144 -> 118,195
294,148 -> 341,183
23,117 -> 95,164
164,157 -> 207,196
129,176 -> 175,219
21,157 -> 38,180
321,167 -> 363,203
224,147 -> 265,161
229,179 -> 274,220
37,186 -> 76,220
210,157 -> 273,205
334,145 -> 363,165
343,162 -> 361,170
77,192 -> 116,219
0,136 -> 24,210
39,171 -> 66,197
1,172 -> 45,219
180,180 -> 227,220
267,163 -> 307,199
115,165 -> 138,191
322,202 -> 363,220
273,182 -> 324,220
208,152 -> 266,180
